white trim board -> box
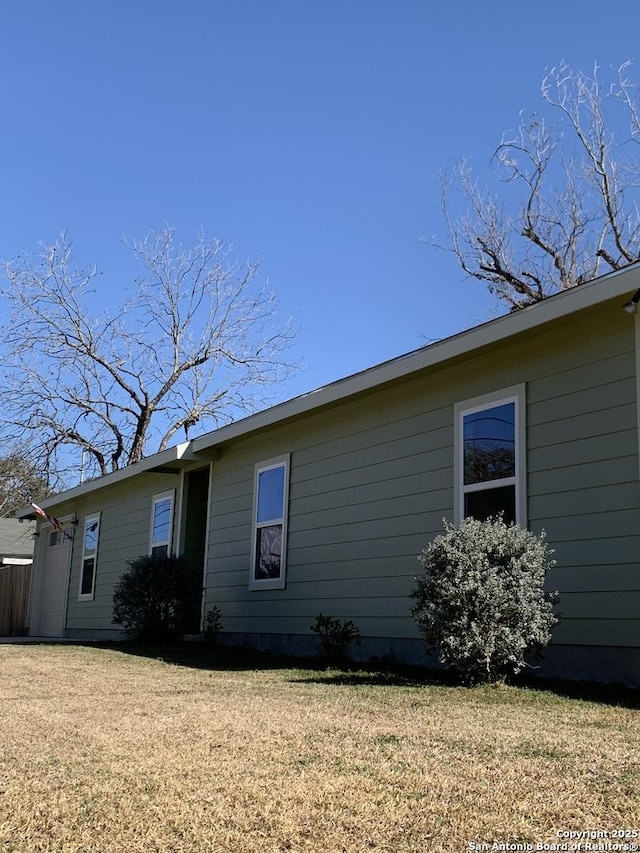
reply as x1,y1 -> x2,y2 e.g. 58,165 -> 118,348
19,262 -> 640,514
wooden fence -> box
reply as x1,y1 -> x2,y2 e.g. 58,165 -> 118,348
0,563 -> 31,636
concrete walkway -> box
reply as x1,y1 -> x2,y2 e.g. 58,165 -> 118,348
0,636 -> 80,644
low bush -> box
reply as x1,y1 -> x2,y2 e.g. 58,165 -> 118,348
311,613 -> 361,667
112,553 -> 202,641
411,516 -> 558,683
203,606 -> 224,647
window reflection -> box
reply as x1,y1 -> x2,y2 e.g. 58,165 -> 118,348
463,403 -> 515,485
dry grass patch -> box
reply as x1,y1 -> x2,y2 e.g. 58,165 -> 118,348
0,644 -> 638,852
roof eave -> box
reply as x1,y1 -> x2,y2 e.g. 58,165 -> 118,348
21,262 -> 640,513
16,442 -> 196,517
190,263 -> 640,454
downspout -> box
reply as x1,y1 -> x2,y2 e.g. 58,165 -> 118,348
636,313 -> 640,485
622,290 -> 640,485
200,461 -> 214,632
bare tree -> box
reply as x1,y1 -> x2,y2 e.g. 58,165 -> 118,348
433,61 -> 640,309
0,227 -> 295,487
0,452 -> 51,517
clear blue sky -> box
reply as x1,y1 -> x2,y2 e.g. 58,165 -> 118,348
2,0 -> 639,404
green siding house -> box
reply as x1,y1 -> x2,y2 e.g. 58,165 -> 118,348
19,264 -> 640,684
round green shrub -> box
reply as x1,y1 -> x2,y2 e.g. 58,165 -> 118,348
411,517 -> 558,683
112,553 -> 202,641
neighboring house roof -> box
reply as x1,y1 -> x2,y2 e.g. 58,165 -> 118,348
0,518 -> 35,561
17,261 -> 640,516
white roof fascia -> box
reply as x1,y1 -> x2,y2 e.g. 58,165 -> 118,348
190,263 -> 640,455
19,262 -> 640,514
16,442 -> 194,516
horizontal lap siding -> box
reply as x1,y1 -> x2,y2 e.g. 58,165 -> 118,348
206,384 -> 455,640
206,299 -> 640,648
526,309 -> 640,644
63,473 -> 179,632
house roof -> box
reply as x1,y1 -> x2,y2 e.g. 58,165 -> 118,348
0,518 -> 35,560
17,262 -> 640,517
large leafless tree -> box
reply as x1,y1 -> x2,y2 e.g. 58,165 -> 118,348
0,227 -> 295,487
434,61 -> 640,309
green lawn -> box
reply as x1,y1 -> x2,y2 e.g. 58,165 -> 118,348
0,644 -> 638,852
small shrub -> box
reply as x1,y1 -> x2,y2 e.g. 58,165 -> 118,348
411,516 -> 558,684
112,553 -> 202,642
311,613 -> 361,667
203,606 -> 224,647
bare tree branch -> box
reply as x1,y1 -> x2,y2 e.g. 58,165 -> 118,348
0,227 -> 297,488
429,61 -> 640,308
0,451 -> 51,517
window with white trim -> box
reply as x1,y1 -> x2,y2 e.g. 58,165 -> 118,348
79,514 -> 100,600
455,386 -> 526,526
250,455 -> 290,590
150,492 -> 174,557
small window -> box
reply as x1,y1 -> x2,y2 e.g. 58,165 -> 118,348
79,514 -> 100,600
455,387 -> 526,526
250,455 -> 290,590
150,492 -> 174,557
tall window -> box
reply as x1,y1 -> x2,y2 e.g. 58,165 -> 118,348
150,492 -> 174,557
455,387 -> 526,526
250,455 -> 290,590
79,514 -> 100,600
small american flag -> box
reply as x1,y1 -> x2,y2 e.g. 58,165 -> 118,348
31,503 -> 65,534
